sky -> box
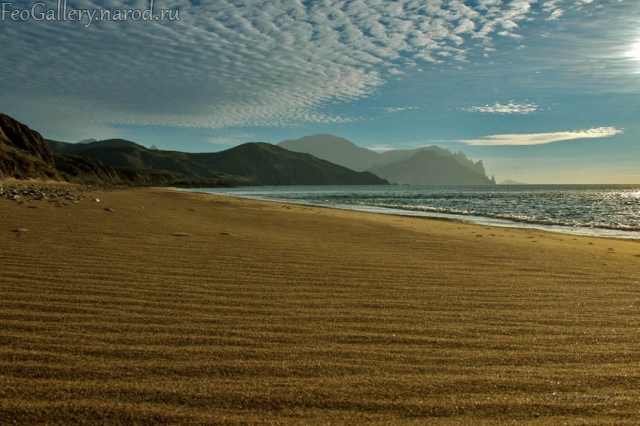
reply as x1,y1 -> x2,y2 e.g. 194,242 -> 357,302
1,0 -> 638,184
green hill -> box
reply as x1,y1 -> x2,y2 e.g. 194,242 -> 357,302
47,139 -> 388,186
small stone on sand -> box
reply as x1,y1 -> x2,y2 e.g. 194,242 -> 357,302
104,207 -> 114,212
12,228 -> 28,233
173,232 -> 191,237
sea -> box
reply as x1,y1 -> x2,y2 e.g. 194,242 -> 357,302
183,185 -> 640,239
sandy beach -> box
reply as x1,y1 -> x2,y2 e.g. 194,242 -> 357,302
1,185 -> 639,424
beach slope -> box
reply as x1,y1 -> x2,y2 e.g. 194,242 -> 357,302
1,187 -> 639,424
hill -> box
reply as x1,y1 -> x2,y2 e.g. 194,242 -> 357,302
279,134 -> 494,185
1,113 -> 386,186
47,138 -> 388,186
194,143 -> 387,185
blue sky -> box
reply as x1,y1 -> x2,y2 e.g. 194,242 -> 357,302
1,0 -> 638,183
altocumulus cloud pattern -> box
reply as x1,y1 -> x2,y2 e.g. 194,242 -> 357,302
0,0 -> 620,131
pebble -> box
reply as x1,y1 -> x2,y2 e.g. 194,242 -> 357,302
11,228 -> 28,233
104,207 -> 114,212
1,183 -> 109,204
173,232 -> 191,237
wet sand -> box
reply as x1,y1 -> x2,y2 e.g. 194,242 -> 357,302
1,187 -> 639,424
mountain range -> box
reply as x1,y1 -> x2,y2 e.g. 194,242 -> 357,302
47,138 -> 388,186
279,134 -> 495,185
0,113 -> 388,186
1,112 -> 496,187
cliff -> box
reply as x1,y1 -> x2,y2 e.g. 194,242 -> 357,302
0,113 -> 59,180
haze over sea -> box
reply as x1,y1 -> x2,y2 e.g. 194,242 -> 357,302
187,185 -> 640,239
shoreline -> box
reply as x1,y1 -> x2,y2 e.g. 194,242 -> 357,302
178,187 -> 640,241
2,186 -> 640,424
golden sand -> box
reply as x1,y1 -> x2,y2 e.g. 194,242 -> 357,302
1,187 -> 639,424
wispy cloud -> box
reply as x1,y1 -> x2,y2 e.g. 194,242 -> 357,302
381,106 -> 419,113
367,144 -> 394,152
460,127 -> 624,146
463,101 -> 538,114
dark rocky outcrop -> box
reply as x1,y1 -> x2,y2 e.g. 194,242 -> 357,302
0,113 -> 59,180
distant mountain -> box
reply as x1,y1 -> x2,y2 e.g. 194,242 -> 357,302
278,134 -> 494,185
280,134 -> 380,171
77,138 -> 97,144
48,138 -> 388,186
0,113 -> 59,180
369,149 -> 495,186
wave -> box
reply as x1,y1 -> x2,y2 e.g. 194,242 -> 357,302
359,202 -> 640,233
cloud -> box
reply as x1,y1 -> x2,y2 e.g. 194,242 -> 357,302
548,9 -> 564,20
0,0 -> 605,134
381,106 -> 419,113
463,101 -> 538,114
459,127 -> 624,146
367,144 -> 394,152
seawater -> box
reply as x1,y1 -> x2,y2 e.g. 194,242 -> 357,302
183,185 -> 640,239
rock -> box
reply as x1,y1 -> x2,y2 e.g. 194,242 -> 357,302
11,228 -> 28,232
104,207 -> 114,212
173,232 -> 191,237
220,232 -> 232,235
0,113 -> 59,180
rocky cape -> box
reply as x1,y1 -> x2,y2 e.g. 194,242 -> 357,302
279,134 -> 495,186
